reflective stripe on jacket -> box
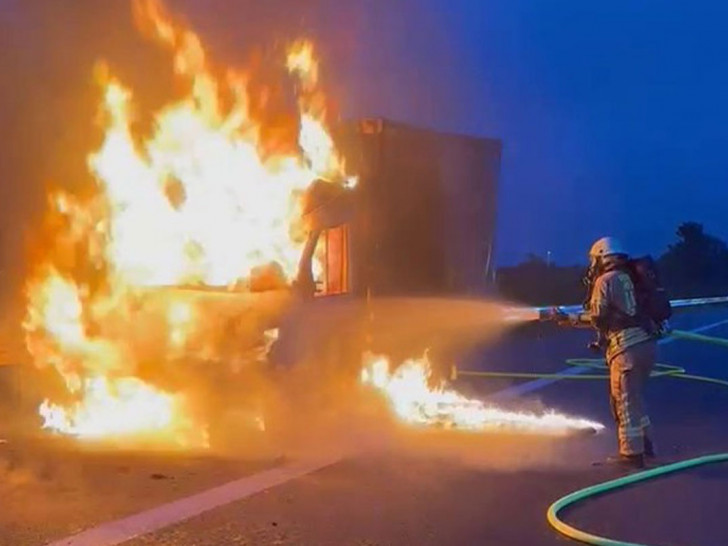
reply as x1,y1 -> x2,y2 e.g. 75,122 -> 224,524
590,269 -> 652,362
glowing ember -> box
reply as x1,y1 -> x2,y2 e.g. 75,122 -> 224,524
23,0 -> 349,446
361,353 -> 604,435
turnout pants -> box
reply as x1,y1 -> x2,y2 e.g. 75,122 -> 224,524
609,340 -> 657,456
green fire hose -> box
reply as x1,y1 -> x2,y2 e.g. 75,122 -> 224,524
669,328 -> 728,348
454,329 -> 728,546
546,453 -> 728,546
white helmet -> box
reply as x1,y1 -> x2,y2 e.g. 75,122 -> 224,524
589,236 -> 627,259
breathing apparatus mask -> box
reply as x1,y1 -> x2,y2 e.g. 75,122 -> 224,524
582,254 -> 612,353
581,256 -> 602,309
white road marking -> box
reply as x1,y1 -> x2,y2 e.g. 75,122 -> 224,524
488,317 -> 728,401
45,456 -> 341,546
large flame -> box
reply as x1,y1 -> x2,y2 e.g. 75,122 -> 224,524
22,0 -> 600,447
361,353 -> 604,435
23,0 -> 348,446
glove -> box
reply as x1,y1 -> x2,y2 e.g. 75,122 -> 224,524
587,342 -> 602,353
587,332 -> 607,353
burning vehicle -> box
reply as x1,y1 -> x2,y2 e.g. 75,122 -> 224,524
18,0 -> 602,449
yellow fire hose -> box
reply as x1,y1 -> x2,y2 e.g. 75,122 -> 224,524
453,329 -> 728,546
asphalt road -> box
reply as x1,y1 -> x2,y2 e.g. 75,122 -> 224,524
2,308 -> 728,546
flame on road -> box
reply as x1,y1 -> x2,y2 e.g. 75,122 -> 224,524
361,353 -> 604,435
39,377 -> 205,446
22,0 -> 347,446
21,0 -> 602,447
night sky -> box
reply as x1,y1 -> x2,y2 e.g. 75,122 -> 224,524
2,0 -> 727,270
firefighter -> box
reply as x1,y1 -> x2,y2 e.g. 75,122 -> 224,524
568,237 -> 658,469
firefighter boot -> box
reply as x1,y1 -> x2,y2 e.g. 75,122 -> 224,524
644,436 -> 655,459
594,453 -> 645,470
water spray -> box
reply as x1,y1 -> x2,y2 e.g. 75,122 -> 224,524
529,296 -> 728,324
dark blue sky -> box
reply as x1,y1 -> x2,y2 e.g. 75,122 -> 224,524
461,1 -> 728,265
3,0 -> 728,266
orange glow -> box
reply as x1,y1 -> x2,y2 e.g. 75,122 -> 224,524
23,0 -> 349,446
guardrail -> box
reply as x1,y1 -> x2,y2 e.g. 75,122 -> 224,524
535,296 -> 728,320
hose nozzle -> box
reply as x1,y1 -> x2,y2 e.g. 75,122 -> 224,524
539,307 -> 569,323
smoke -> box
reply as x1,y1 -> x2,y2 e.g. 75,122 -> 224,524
0,295 -> 604,476
194,296 -> 602,472
0,1 -> 602,472
269,297 -> 519,369
0,2 -> 146,301
204,362 -> 604,473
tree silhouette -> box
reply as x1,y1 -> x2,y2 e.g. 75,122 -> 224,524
524,253 -> 546,266
658,222 -> 728,297
498,222 -> 728,304
497,253 -> 584,305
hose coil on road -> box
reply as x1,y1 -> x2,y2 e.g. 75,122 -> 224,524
546,330 -> 728,546
455,329 -> 728,546
546,453 -> 728,546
